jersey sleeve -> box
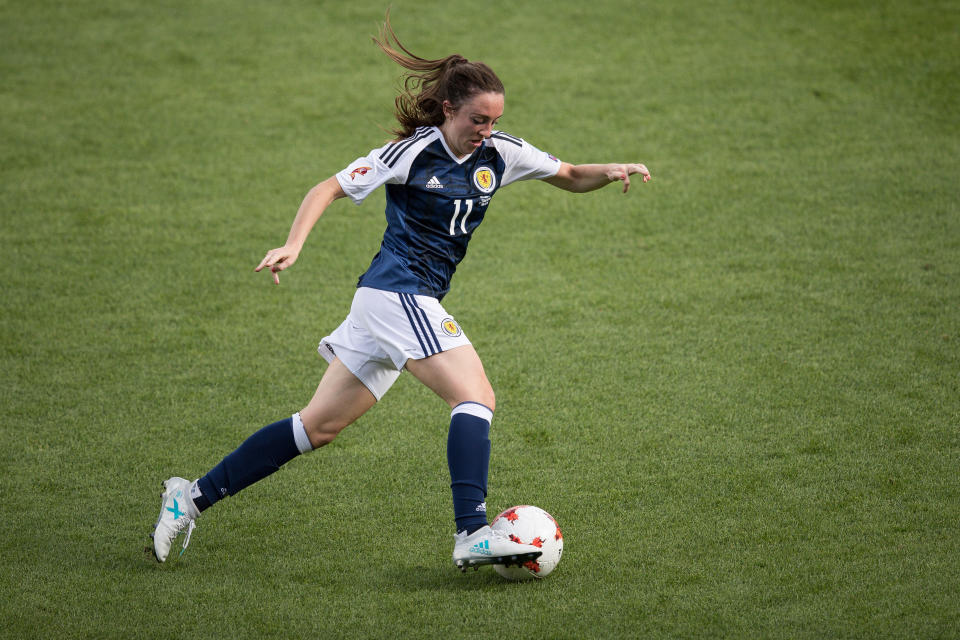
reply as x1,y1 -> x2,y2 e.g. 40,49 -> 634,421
490,132 -> 562,187
335,142 -> 408,205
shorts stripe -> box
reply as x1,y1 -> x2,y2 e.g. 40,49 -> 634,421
398,293 -> 442,356
409,294 -> 442,354
417,297 -> 443,354
405,294 -> 439,355
398,294 -> 428,355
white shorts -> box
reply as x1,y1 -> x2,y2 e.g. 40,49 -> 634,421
318,287 -> 472,400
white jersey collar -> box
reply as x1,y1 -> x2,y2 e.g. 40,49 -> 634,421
433,126 -> 479,165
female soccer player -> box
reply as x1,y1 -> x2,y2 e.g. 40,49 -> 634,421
151,17 -> 651,571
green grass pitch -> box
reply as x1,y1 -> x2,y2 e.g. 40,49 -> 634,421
1,0 -> 958,637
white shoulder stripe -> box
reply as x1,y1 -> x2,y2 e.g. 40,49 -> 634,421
490,131 -> 522,146
380,127 -> 435,167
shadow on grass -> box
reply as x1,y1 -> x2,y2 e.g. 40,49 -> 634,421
379,562 -> 545,592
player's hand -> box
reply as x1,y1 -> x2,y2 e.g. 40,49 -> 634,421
606,163 -> 651,193
255,246 -> 300,285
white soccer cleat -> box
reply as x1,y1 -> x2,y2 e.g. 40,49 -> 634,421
150,477 -> 199,562
452,525 -> 542,572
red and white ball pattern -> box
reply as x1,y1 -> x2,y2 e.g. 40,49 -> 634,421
490,505 -> 563,579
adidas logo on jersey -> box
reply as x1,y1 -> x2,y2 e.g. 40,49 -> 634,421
426,176 -> 444,189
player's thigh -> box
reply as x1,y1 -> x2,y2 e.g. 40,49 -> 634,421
405,344 -> 495,410
300,357 -> 377,447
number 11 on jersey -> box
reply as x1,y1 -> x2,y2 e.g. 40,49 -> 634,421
449,199 -> 474,236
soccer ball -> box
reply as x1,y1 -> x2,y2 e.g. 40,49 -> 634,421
490,505 -> 563,579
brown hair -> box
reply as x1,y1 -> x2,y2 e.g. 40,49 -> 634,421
373,12 -> 504,139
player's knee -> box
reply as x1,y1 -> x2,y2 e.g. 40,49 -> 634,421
477,386 -> 495,413
303,417 -> 349,448
451,386 -> 495,412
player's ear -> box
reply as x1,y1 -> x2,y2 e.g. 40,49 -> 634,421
442,100 -> 456,120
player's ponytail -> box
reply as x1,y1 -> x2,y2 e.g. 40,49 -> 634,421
374,12 -> 504,139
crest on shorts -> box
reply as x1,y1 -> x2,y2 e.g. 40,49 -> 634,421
441,317 -> 462,337
473,166 -> 496,193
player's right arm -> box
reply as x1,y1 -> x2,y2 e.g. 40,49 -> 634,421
255,176 -> 346,285
258,138 -> 415,285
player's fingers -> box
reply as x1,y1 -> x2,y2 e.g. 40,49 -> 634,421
255,250 -> 278,272
621,170 -> 631,193
269,261 -> 287,284
257,248 -> 291,273
631,163 -> 651,183
638,164 -> 651,183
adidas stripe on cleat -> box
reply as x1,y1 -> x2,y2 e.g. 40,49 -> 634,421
471,539 -> 492,555
452,525 -> 542,573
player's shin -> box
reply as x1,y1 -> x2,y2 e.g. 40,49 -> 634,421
192,413 -> 313,511
447,402 -> 493,534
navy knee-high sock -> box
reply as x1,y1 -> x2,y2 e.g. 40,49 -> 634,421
447,402 -> 493,534
193,414 -> 313,512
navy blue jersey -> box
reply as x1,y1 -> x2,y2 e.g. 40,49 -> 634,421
336,126 -> 560,299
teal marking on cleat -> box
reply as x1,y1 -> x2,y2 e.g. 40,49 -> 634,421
468,538 -> 492,555
166,498 -> 185,520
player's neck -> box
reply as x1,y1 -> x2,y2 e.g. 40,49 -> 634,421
439,128 -> 471,159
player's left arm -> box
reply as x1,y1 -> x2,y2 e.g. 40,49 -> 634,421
543,162 -> 651,194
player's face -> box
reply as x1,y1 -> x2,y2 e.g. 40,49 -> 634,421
441,91 -> 504,158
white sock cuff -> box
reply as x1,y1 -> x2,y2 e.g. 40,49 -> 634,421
451,401 -> 493,424
292,412 -> 313,454
187,481 -> 203,516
